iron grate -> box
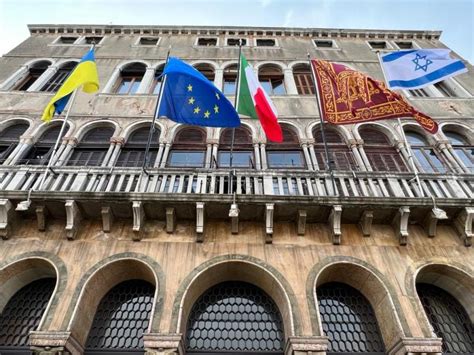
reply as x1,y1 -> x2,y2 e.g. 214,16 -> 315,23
186,281 -> 284,353
0,278 -> 56,348
84,279 -> 154,352
417,283 -> 474,354
317,282 -> 385,354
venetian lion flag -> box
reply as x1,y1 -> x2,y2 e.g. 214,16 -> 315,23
42,49 -> 99,122
311,59 -> 438,133
237,54 -> 282,142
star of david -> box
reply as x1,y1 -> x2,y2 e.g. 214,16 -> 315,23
412,53 -> 433,72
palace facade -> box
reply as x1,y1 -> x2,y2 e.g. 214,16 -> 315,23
0,25 -> 472,355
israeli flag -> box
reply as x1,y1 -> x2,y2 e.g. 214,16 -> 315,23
381,49 -> 467,90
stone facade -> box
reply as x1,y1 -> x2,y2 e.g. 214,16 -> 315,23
0,25 -> 473,355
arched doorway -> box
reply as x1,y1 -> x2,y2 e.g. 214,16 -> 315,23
186,281 -> 284,355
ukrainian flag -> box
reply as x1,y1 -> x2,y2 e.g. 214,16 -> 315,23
42,49 -> 99,122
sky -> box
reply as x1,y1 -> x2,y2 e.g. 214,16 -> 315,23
0,0 -> 473,63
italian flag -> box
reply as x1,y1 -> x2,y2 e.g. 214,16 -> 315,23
237,54 -> 283,142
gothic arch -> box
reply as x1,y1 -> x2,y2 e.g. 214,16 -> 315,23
170,254 -> 302,337
307,120 -> 353,143
73,119 -> 120,141
440,122 -> 474,145
353,122 -> 401,145
0,117 -> 32,133
29,119 -> 74,144
64,253 -> 165,347
306,256 -> 410,350
121,120 -> 164,143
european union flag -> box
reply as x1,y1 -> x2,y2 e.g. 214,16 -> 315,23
157,57 -> 240,127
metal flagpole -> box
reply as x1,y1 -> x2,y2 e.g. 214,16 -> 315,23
307,54 -> 337,196
228,40 -> 243,197
375,51 -> 425,197
142,48 -> 171,174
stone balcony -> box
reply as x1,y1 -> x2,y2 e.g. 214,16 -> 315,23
0,165 -> 472,246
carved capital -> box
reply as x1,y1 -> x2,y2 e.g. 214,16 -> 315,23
143,333 -> 185,355
284,336 -> 329,355
65,200 -> 82,240
132,201 -> 145,240
110,136 -> 125,145
229,203 -> 239,234
392,206 -> 410,245
29,331 -> 83,355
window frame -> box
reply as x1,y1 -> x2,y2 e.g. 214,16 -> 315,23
255,38 -> 278,47
312,39 -> 339,49
225,37 -> 249,47
195,37 -> 219,47
135,36 -> 161,46
367,40 -> 392,51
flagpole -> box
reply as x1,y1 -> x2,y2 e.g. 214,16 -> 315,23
228,40 -> 243,196
376,51 -> 425,198
142,47 -> 171,173
307,54 -> 337,196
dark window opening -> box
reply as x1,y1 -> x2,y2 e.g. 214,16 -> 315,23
67,127 -> 114,166
368,41 -> 387,49
168,127 -> 206,168
0,123 -> 29,162
58,36 -> 78,44
293,64 -> 315,95
406,131 -> 448,173
434,81 -> 456,97
21,125 -> 67,165
40,61 -> 77,93
314,40 -> 334,48
395,41 -> 413,49
256,39 -> 276,47
115,62 -> 147,94
151,66 -> 164,94
444,131 -> 473,172
259,65 -> 286,95
194,63 -> 215,82
84,280 -> 155,353
267,126 -> 304,168
14,60 -> 51,91
317,282 -> 386,354
139,36 -> 159,45
417,283 -> 474,354
84,36 -> 103,45
186,281 -> 284,354
409,88 -> 430,97
223,64 -> 238,95
116,127 -> 160,167
218,127 -> 254,168
227,38 -> 247,46
0,278 -> 56,351
313,127 -> 357,171
197,37 -> 217,46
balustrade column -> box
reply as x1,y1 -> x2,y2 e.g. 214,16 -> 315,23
348,139 -> 368,171
283,68 -> 298,95
260,143 -> 268,169
0,65 -> 28,90
253,143 -> 261,170
159,143 -> 171,168
137,67 -> 156,94
107,137 -> 125,167
28,66 -> 58,92
153,143 -> 165,168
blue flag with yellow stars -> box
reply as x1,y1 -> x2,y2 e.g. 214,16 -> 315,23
157,57 -> 240,127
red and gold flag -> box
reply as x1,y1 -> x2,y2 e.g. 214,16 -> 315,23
311,59 -> 438,133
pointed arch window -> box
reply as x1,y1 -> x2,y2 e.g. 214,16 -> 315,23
194,63 -> 215,82
13,60 -> 51,91
67,126 -> 114,166
259,65 -> 286,95
417,283 -> 474,354
40,61 -> 77,92
22,125 -> 67,165
186,281 -> 284,354
267,125 -> 305,168
0,123 -> 29,162
360,127 -> 407,172
293,64 -> 315,95
218,127 -> 254,168
115,63 -> 147,94
168,127 -> 206,168
313,127 -> 356,170
223,64 -> 238,95
84,280 -> 155,354
444,131 -> 473,172
0,278 -> 56,353
317,282 -> 386,354
405,131 -> 447,173
116,126 -> 160,167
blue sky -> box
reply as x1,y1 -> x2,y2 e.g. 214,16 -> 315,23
0,0 -> 473,63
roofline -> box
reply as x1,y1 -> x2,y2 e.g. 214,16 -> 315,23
27,24 -> 442,40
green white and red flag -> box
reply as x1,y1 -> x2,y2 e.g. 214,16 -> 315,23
237,54 -> 283,142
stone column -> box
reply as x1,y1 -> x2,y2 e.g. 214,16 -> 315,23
205,143 -> 212,168
308,142 -> 319,170
445,144 -> 469,173
284,336 -> 328,355
283,68 -> 298,95
137,67 -> 156,94
348,139 -> 367,171
253,143 -> 261,170
29,331 -> 83,355
55,137 -> 77,166
107,137 -> 125,167
301,142 -> 314,170
437,140 -> 463,173
260,143 -> 268,169
0,65 -> 28,90
102,67 -> 121,93
143,333 -> 185,355
154,143 -> 165,168
28,66 -> 58,92
9,135 -> 34,165
396,141 -> 413,171
160,143 -> 171,168
214,68 -> 224,91
101,140 -> 117,167
354,139 -> 371,171
211,142 -> 218,168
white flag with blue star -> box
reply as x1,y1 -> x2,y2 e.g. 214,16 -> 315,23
380,49 -> 467,90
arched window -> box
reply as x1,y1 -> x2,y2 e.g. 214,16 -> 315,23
116,126 -> 160,167
22,125 -> 67,165
40,61 -> 77,92
313,127 -> 356,170
151,65 -> 164,94
0,123 -> 29,162
194,63 -> 215,82
13,60 -> 51,91
417,283 -> 474,354
444,131 -> 473,172
168,128 -> 206,168
360,127 -> 407,172
84,280 -> 155,354
218,127 -> 254,168
317,282 -> 385,354
114,63 -> 147,94
405,131 -> 447,173
67,126 -> 114,166
186,281 -> 284,354
0,278 -> 56,353
293,64 -> 315,95
267,125 -> 305,168
259,65 -> 286,95
223,64 -> 238,95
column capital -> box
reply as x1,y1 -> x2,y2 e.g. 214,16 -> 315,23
110,136 -> 125,145
284,336 -> 328,355
29,331 -> 83,355
143,333 -> 185,355
19,135 -> 35,144
63,136 -> 78,145
387,336 -> 442,355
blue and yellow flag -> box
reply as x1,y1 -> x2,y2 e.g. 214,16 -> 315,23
42,49 -> 99,122
157,57 -> 240,127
